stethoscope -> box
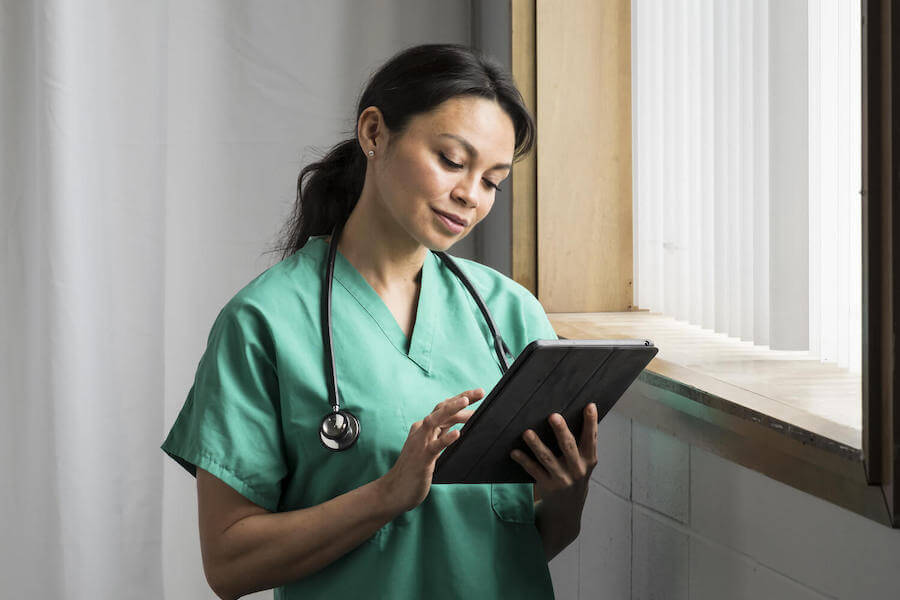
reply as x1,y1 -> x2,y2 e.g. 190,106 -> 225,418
319,219 -> 515,451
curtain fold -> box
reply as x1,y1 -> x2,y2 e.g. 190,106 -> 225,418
2,1 -> 168,597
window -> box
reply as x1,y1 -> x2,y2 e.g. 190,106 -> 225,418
510,0 -> 899,527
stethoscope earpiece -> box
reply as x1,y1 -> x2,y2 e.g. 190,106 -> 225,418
319,410 -> 361,451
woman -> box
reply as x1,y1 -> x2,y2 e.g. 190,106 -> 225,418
161,43 -> 599,599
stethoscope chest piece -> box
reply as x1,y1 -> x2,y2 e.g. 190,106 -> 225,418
317,221 -> 511,452
319,410 -> 360,451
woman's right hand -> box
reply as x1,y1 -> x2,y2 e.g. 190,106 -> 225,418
379,388 -> 485,513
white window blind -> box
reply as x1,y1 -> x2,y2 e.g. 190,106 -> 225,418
632,0 -> 861,374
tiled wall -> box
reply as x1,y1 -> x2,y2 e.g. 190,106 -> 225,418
548,391 -> 900,599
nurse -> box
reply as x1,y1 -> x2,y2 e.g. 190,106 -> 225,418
161,42 -> 600,600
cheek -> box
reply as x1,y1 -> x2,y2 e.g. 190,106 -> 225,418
475,198 -> 494,223
397,159 -> 447,204
417,163 -> 451,196
381,162 -> 437,214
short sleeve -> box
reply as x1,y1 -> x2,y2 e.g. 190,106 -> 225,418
161,301 -> 287,512
524,293 -> 559,342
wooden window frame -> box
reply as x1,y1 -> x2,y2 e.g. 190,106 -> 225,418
511,0 -> 899,526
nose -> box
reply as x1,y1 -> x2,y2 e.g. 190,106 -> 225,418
451,176 -> 480,209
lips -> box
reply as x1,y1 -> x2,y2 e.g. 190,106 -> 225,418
432,208 -> 469,227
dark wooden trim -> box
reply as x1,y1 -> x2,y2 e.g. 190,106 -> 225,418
861,0 -> 878,490
890,0 -> 900,526
862,0 -> 899,527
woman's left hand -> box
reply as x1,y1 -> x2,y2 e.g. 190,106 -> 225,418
510,402 -> 599,513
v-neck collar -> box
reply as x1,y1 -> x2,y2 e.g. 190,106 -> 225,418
308,236 -> 437,373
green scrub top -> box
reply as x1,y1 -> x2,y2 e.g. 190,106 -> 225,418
161,235 -> 559,599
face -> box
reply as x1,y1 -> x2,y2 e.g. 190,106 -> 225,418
362,95 -> 516,251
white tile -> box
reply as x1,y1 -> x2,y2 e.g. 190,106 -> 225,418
549,534 -> 580,600
690,446 -> 900,599
632,509 -> 689,600
690,535 -> 827,600
579,480 -> 632,599
631,422 -> 690,523
591,409 -> 632,500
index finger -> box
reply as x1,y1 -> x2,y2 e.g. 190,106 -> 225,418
453,388 -> 485,405
430,388 -> 485,421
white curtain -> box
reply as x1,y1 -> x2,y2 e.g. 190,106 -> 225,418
0,2 -> 470,598
632,0 -> 861,374
2,2 -> 169,598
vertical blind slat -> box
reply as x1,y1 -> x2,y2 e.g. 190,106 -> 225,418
809,0 -> 822,357
701,0 -> 715,331
752,0 -> 770,346
848,0 -> 862,374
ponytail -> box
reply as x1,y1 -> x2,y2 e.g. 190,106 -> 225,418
271,139 -> 366,260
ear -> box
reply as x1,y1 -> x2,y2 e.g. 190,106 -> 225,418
357,106 -> 388,154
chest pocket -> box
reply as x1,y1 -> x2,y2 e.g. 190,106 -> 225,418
490,482 -> 535,524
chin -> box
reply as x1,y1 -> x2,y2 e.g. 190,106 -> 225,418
429,229 -> 469,253
424,238 -> 454,253
409,224 -> 457,252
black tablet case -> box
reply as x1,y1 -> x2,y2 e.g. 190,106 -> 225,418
432,339 -> 658,484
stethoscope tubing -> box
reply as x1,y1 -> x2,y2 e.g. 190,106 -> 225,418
318,220 -> 514,451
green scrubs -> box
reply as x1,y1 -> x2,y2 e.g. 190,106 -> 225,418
161,235 -> 559,599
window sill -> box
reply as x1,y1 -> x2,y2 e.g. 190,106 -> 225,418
547,311 -> 890,526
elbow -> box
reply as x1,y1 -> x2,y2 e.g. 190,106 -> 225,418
209,579 -> 237,600
205,561 -> 239,600
201,537 -> 247,600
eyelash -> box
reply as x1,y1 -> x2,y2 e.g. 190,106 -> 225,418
440,154 -> 503,192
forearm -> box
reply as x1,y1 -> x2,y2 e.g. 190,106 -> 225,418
534,499 -> 582,562
210,477 -> 402,600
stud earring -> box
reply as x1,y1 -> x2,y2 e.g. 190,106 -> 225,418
367,150 -> 374,157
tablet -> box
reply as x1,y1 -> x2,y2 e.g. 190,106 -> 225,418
432,339 -> 658,484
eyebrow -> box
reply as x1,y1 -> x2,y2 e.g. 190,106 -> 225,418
439,133 -> 512,171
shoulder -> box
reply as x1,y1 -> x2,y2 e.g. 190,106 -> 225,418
209,250 -> 320,340
438,253 -> 557,354
441,253 -> 542,310
438,253 -> 551,337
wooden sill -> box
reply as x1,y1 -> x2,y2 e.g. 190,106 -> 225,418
548,312 -> 890,526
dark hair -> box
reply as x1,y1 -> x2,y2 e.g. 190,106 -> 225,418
268,42 -> 536,260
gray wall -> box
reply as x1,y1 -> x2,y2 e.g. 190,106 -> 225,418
549,389 -> 900,599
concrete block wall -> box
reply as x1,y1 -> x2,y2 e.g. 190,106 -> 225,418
548,391 -> 900,599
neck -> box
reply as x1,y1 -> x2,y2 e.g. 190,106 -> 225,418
329,193 -> 427,292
